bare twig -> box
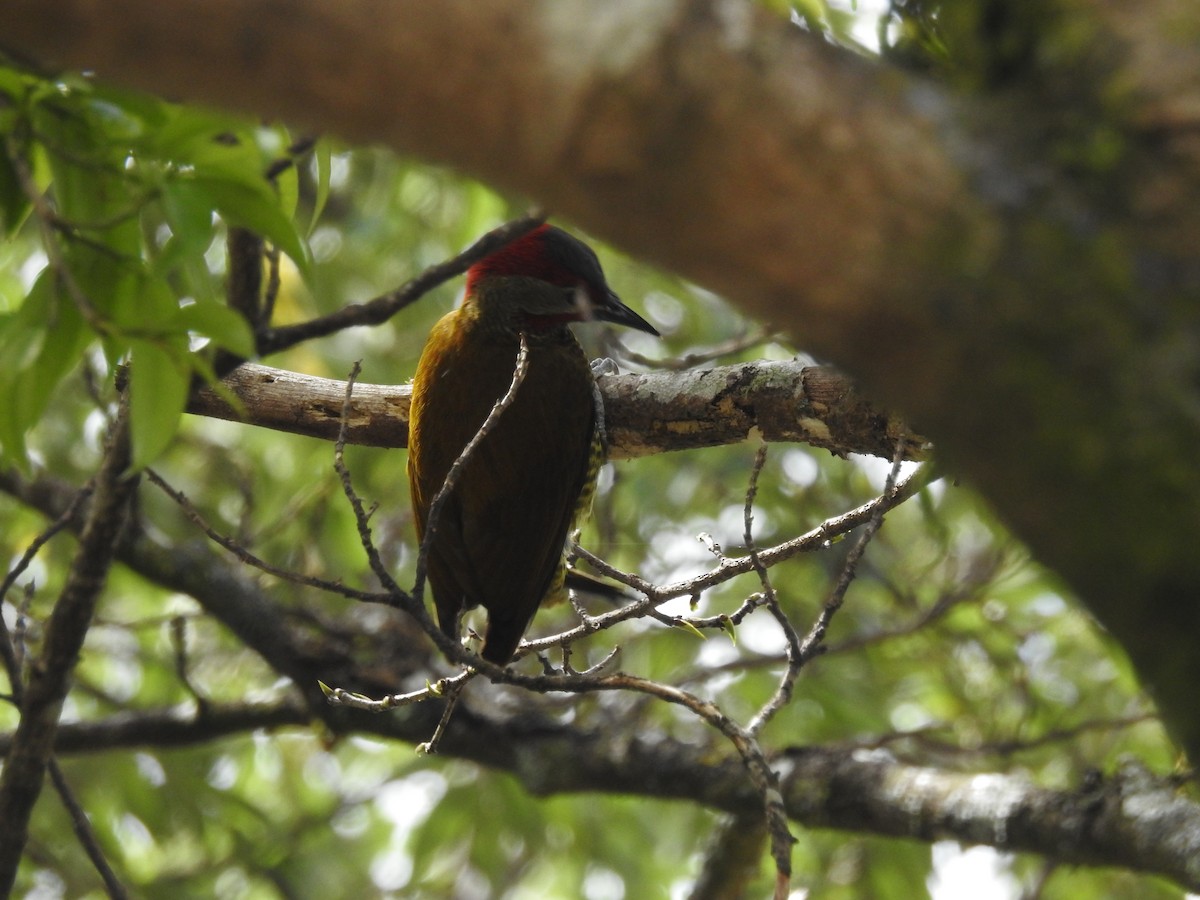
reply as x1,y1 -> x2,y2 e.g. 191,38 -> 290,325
324,668 -> 473,714
524,468 -> 923,658
330,364 -> 482,676
797,443 -> 914,668
46,760 -> 129,899
330,334 -> 534,743
732,447 -> 798,894
332,361 -> 411,601
614,324 -> 781,371
411,332 -> 531,611
560,672 -> 794,898
744,445 -> 804,739
416,673 -> 473,755
0,400 -> 137,896
256,213 -> 546,356
144,468 -> 392,604
0,485 -> 92,691
676,570 -> 993,686
170,616 -> 208,713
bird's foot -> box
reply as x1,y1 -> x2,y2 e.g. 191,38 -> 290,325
590,357 -> 620,377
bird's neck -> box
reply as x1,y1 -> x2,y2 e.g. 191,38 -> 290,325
463,277 -> 580,342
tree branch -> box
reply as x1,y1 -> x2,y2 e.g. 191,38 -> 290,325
0,405 -> 136,895
187,360 -> 927,461
2,700 -> 1197,890
255,214 -> 546,356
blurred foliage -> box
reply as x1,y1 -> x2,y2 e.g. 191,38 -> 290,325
0,11 -> 1188,900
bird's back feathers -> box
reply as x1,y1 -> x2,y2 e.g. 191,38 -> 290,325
407,304 -> 595,664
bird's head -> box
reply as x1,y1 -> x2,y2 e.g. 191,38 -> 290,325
464,224 -> 660,337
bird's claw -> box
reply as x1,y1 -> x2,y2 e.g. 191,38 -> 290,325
590,357 -> 620,377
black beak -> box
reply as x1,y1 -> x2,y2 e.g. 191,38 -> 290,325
593,287 -> 660,336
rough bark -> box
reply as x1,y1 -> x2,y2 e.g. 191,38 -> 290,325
186,361 -> 927,461
0,409 -> 136,895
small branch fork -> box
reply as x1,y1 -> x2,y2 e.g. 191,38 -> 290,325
0,487 -> 128,900
0,401 -> 137,899
739,445 -> 800,894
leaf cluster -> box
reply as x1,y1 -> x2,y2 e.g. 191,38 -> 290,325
0,65 -> 311,469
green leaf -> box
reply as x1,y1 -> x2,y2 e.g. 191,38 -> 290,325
160,180 -> 218,258
676,619 -> 707,641
276,162 -> 299,221
0,314 -> 33,463
107,269 -> 160,332
156,182 -> 221,304
189,352 -> 245,417
177,298 -> 255,357
309,140 -> 332,236
145,107 -> 258,171
0,272 -> 90,466
90,82 -> 172,134
0,66 -> 31,104
32,94 -> 138,240
193,176 -> 311,277
128,337 -> 190,469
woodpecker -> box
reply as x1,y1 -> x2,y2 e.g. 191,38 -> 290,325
407,225 -> 659,665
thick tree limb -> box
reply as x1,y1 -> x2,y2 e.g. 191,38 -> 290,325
1,699 -> 1197,890
186,361 -> 927,461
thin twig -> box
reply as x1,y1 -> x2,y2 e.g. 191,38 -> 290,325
675,573 -> 992,686
0,487 -> 92,691
331,364 -> 472,671
257,213 -> 546,356
744,446 -> 803,739
727,447 -> 798,893
46,760 -> 129,899
614,324 -> 781,371
333,362 -> 409,601
575,673 -> 794,897
170,616 -> 208,714
325,668 -> 474,714
797,444 -> 914,667
411,333 -> 530,609
416,673 -> 474,755
144,468 -> 393,604
521,469 -> 924,657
